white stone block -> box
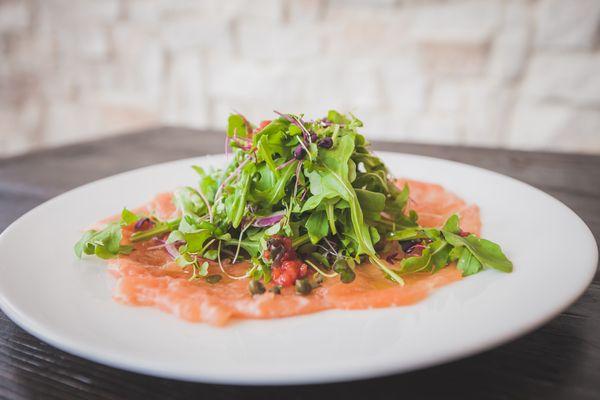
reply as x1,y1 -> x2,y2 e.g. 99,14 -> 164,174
408,0 -> 503,45
43,100 -> 159,148
320,5 -> 409,57
0,109 -> 34,156
329,0 -> 399,7
463,83 -> 514,147
237,22 -> 322,61
126,0 -> 166,22
286,0 -> 324,23
0,99 -> 43,156
54,25 -> 109,62
522,53 -> 600,107
0,30 -> 54,77
235,0 -> 285,23
359,112 -> 413,142
162,50 -> 209,126
300,60 -> 383,112
534,0 -> 600,50
419,42 -> 489,77
508,102 -> 600,153
127,0 -> 240,23
0,0 -> 30,33
158,15 -> 232,53
43,102 -> 101,146
111,25 -> 165,101
430,81 -> 465,114
404,114 -> 460,145
551,109 -> 600,153
506,101 -> 572,149
207,56 -> 306,105
488,27 -> 529,83
380,56 -> 427,114
489,0 -> 531,83
38,0 -> 120,27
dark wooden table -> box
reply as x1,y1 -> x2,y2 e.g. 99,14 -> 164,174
1,127 -> 599,400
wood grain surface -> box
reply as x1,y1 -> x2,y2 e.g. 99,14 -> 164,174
0,127 -> 598,400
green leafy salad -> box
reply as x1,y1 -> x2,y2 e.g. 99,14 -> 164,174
75,110 -> 512,294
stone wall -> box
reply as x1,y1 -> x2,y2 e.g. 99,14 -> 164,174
1,0 -> 599,157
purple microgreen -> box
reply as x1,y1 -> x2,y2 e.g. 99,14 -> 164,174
318,137 -> 333,149
407,244 -> 426,256
164,241 -> 181,259
276,158 -> 296,171
293,145 -> 306,160
253,211 -> 285,228
274,110 -> 311,141
385,253 -> 400,264
134,217 -> 155,231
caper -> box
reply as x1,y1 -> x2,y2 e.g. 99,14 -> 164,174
249,280 -> 266,295
333,259 -> 348,273
400,239 -> 421,253
297,243 -> 317,255
293,145 -> 306,160
205,274 -> 222,284
310,273 -> 324,288
270,285 -> 282,295
317,137 -> 333,149
339,269 -> 356,284
295,278 -> 312,295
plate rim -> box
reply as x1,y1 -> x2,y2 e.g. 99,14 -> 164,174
0,151 -> 597,385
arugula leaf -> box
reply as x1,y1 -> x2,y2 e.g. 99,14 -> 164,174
355,189 -> 386,214
327,110 -> 350,124
443,231 -> 513,273
223,238 -> 261,258
456,247 -> 483,276
442,214 -> 460,234
319,133 -> 354,177
192,166 -> 218,202
400,247 -> 432,273
306,211 -> 329,244
74,223 -> 131,259
325,202 -> 337,234
322,165 -> 375,255
74,231 -> 95,258
388,227 -> 439,241
174,187 -> 205,215
120,208 -> 139,226
257,135 -> 280,175
226,165 -> 252,228
227,114 -> 250,138
181,230 -> 212,253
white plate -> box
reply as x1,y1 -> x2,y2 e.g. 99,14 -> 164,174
0,153 -> 597,385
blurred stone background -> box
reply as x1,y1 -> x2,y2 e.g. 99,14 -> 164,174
1,0 -> 599,157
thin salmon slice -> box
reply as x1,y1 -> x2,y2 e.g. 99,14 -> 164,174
396,179 -> 481,235
108,179 -> 479,326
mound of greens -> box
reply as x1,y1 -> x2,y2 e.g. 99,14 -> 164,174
75,111 -> 512,288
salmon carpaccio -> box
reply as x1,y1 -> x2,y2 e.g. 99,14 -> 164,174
108,179 -> 480,326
